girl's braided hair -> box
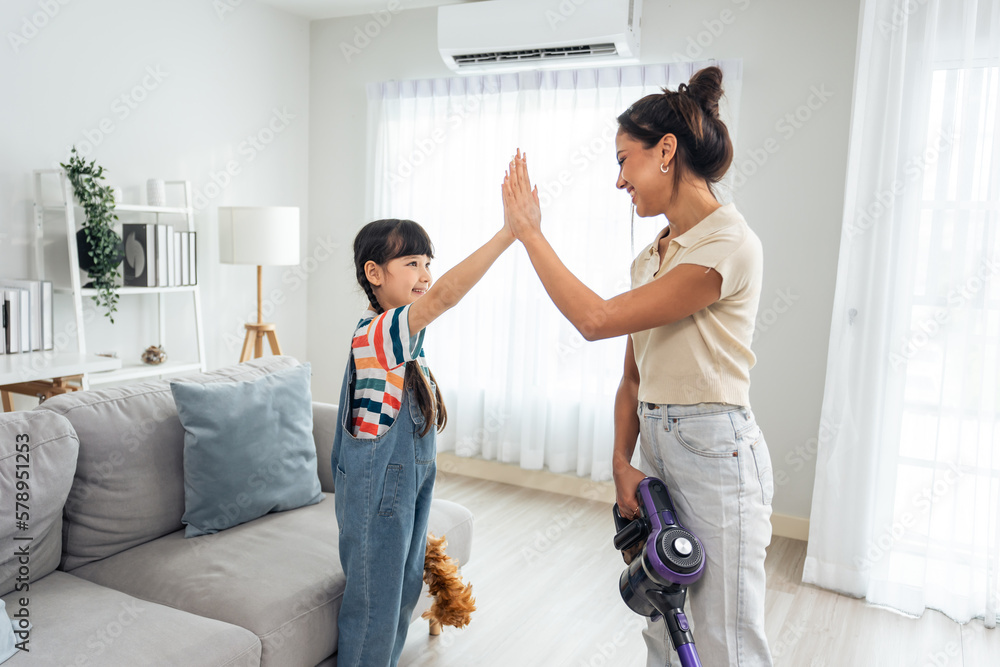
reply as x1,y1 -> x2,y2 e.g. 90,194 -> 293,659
353,219 -> 447,437
617,66 -> 733,199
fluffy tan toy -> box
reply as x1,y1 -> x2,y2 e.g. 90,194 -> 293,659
422,533 -> 476,635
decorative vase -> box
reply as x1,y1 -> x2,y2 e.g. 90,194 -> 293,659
146,179 -> 166,207
76,228 -> 124,287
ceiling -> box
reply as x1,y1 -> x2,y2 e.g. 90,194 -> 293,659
256,0 -> 482,20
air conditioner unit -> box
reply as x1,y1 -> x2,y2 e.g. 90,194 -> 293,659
438,0 -> 642,73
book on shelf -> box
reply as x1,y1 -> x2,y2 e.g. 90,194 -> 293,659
180,231 -> 190,286
1,288 -> 29,354
165,225 -> 176,287
156,225 -> 169,287
122,223 -> 156,287
0,278 -> 54,352
120,224 -> 197,289
0,278 -> 52,350
173,232 -> 182,286
42,280 -> 52,349
189,231 -> 197,285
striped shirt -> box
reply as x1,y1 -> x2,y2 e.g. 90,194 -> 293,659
350,305 -> 429,439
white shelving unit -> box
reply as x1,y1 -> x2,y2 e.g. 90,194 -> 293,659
32,169 -> 207,389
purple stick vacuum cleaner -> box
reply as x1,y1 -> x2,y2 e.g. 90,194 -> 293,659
614,477 -> 705,667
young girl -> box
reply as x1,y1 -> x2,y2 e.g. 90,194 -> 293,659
332,216 -> 513,667
502,66 -> 773,666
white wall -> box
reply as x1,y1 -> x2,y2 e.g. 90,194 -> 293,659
307,0 -> 862,523
0,0 -> 860,521
0,0 -> 310,404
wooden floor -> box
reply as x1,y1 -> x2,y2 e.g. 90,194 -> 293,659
401,472 -> 1000,667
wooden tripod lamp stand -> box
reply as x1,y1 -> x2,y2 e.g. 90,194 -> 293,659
218,206 -> 301,363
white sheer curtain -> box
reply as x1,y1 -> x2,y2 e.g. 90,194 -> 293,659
365,60 -> 743,480
804,0 -> 1000,625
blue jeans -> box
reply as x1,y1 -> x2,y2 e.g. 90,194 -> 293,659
332,359 -> 437,667
637,402 -> 774,667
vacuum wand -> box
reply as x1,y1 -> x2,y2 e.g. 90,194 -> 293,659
613,477 -> 705,667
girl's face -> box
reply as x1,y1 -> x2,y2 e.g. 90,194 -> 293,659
368,254 -> 432,311
615,129 -> 675,218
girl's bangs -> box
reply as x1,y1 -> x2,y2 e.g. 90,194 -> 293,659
387,220 -> 435,260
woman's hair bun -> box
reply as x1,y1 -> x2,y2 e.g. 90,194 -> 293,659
684,66 -> 725,120
617,65 -> 733,185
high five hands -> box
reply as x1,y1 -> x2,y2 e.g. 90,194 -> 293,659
501,148 -> 543,242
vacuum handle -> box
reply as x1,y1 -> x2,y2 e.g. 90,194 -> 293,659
613,507 -> 647,551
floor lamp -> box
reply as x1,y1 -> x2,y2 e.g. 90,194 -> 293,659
218,206 -> 301,363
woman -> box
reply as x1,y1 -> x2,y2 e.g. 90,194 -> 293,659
501,66 -> 773,666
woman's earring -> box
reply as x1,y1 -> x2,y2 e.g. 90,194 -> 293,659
660,163 -> 670,174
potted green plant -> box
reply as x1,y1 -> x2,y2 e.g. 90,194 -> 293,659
60,147 -> 123,322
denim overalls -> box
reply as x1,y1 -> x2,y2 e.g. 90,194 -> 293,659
332,355 -> 437,667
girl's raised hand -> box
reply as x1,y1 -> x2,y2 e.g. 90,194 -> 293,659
501,148 -> 542,241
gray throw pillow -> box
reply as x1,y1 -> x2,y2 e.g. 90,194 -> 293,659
170,363 -> 323,537
0,410 -> 78,596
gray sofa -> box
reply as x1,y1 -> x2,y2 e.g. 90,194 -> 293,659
0,356 -> 474,666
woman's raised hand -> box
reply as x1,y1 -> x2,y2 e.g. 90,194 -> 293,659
501,148 -> 542,241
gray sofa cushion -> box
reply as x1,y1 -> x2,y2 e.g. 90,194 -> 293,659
423,498 -> 474,567
35,356 -> 300,571
172,363 -> 323,537
311,401 -> 337,494
71,494 -> 341,667
0,571 -> 261,666
70,493 -> 475,667
0,411 -> 78,596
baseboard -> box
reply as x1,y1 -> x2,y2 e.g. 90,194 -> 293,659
436,452 -> 810,542
436,452 -> 617,503
770,513 -> 810,542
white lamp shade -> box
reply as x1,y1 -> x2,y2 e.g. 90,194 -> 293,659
218,206 -> 300,266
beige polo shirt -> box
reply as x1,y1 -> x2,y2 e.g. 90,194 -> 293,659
630,203 -> 763,407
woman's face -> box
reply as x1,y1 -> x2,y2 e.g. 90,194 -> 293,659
615,129 -> 674,218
